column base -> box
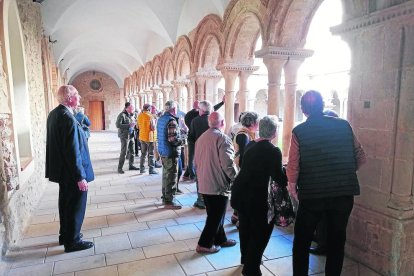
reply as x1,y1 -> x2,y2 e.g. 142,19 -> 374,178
346,203 -> 414,275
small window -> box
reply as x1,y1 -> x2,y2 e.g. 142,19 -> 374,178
90,79 -> 102,91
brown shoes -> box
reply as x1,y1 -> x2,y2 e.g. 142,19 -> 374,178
219,239 -> 237,247
196,244 -> 221,254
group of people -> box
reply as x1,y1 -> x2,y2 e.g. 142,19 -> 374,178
46,84 -> 366,276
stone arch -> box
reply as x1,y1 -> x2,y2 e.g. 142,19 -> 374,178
152,55 -> 162,85
161,47 -> 174,82
143,62 -> 153,88
223,0 -> 265,63
191,14 -> 223,71
173,36 -> 192,78
266,0 -> 323,47
136,68 -> 144,91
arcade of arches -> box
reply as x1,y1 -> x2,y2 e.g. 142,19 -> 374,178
1,0 -> 414,275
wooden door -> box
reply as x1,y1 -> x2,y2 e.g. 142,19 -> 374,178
88,101 -> 104,130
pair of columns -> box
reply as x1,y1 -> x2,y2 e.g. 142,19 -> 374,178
215,64 -> 259,133
256,47 -> 314,159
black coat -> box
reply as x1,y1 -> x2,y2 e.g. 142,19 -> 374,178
46,104 -> 94,183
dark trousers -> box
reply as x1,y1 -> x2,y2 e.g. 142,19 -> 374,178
118,137 -> 134,170
293,196 -> 354,276
238,205 -> 274,276
183,141 -> 195,178
315,214 -> 327,248
134,133 -> 140,155
198,194 -> 228,248
58,181 -> 88,246
161,157 -> 178,202
140,141 -> 155,171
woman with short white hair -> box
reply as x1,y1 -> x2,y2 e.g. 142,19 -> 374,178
232,115 -> 287,276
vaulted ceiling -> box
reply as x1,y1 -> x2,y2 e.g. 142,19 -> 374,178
40,0 -> 230,86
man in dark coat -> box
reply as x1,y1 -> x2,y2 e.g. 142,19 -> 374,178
46,85 -> 94,253
287,90 -> 366,275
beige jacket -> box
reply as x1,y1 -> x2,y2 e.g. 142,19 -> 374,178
194,128 -> 237,195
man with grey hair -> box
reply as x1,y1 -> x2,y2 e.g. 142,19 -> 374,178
46,85 -> 94,252
156,100 -> 186,209
194,111 -> 237,253
188,100 -> 213,209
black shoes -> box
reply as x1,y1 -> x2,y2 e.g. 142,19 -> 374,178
193,201 -> 206,209
118,169 -> 124,174
59,233 -> 83,245
64,240 -> 94,253
129,166 -> 139,170
309,245 -> 326,255
149,170 -> 158,175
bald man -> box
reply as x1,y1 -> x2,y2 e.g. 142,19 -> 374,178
193,112 -> 237,253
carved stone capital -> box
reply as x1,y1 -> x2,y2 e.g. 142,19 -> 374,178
255,46 -> 314,61
216,63 -> 260,72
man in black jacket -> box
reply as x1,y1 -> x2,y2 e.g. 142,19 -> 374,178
287,90 -> 366,275
116,102 -> 139,173
46,85 -> 94,253
182,97 -> 225,181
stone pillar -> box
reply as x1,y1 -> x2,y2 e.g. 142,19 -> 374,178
282,59 -> 305,158
160,82 -> 173,103
133,93 -> 140,110
205,71 -> 222,103
262,58 -> 285,117
144,90 -> 152,106
195,76 -> 206,101
238,67 -> 258,113
186,76 -> 195,111
172,80 -> 190,111
330,3 -> 414,274
218,65 -> 239,133
151,86 -> 161,110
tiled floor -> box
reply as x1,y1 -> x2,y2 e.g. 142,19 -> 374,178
4,132 -> 381,276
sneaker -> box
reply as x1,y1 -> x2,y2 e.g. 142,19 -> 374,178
149,170 -> 158,175
164,201 -> 182,209
154,162 -> 162,168
193,201 -> 206,209
129,166 -> 139,170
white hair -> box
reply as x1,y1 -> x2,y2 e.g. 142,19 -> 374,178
198,101 -> 212,114
57,85 -> 78,104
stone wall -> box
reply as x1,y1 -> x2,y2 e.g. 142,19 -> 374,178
0,0 -> 49,257
71,71 -> 121,131
334,1 -> 414,274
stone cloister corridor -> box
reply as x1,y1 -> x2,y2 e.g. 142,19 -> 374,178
4,132 -> 379,276
1,0 -> 414,275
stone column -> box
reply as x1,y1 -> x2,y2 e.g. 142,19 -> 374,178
262,58 -> 285,117
218,65 -> 240,133
151,85 -> 161,110
330,3 -> 414,274
172,79 -> 190,110
144,90 -> 152,106
282,59 -> 306,158
133,93 -> 140,110
186,76 -> 195,111
238,67 -> 259,113
195,76 -> 206,101
160,82 -> 173,103
204,71 -> 222,103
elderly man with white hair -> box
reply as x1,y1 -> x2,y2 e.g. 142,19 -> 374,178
194,111 -> 237,253
46,85 -> 94,253
156,100 -> 186,209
